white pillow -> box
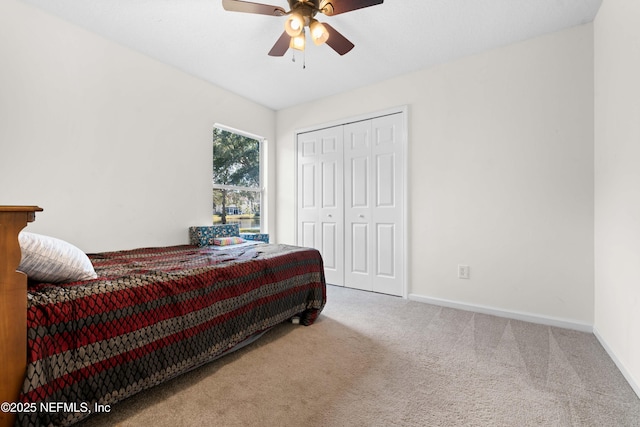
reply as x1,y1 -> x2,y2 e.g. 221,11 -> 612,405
18,232 -> 98,283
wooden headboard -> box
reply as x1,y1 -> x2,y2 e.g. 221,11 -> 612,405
0,206 -> 42,427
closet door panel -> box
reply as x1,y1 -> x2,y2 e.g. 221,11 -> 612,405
322,162 -> 337,208
297,126 -> 344,286
350,157 -> 369,208
344,120 -> 373,291
376,153 -> 395,208
376,223 -> 396,277
319,131 -> 344,285
321,222 -> 337,271
348,222 -> 371,290
297,134 -> 318,248
351,224 -> 369,273
300,221 -> 316,248
301,163 -> 316,208
371,114 -> 404,296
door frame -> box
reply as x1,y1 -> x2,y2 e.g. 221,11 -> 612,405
294,105 -> 409,298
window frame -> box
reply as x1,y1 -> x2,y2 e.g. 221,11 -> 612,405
212,124 -> 266,233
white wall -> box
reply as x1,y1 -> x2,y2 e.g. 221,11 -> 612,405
276,25 -> 595,325
594,0 -> 640,396
0,0 -> 276,252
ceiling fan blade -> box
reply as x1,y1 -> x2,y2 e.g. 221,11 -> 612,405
268,31 -> 291,56
323,23 -> 354,55
222,0 -> 286,16
319,0 -> 383,16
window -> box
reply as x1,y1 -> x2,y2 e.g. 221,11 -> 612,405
212,125 -> 265,233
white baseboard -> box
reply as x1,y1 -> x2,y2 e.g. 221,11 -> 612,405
593,327 -> 640,400
407,293 -> 593,332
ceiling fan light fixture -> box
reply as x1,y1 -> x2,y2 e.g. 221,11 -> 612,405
309,19 -> 329,45
285,13 -> 305,37
290,31 -> 306,51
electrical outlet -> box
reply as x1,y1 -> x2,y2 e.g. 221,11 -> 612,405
458,265 -> 470,279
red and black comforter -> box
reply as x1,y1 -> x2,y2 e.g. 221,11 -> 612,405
17,243 -> 326,426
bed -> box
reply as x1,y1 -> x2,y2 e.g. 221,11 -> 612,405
0,206 -> 326,427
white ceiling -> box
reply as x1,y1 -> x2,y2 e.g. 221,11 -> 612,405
22,0 -> 602,110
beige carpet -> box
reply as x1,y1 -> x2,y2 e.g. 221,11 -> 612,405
79,285 -> 640,427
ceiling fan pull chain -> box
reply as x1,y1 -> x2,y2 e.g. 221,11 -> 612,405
303,49 -> 306,69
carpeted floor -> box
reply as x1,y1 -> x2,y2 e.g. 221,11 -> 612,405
79,285 -> 640,426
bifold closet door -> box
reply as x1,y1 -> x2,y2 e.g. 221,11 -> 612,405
344,114 -> 403,296
296,126 -> 344,286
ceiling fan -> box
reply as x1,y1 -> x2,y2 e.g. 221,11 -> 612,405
221,0 -> 384,56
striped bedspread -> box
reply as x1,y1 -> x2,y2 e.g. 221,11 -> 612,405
17,244 -> 326,426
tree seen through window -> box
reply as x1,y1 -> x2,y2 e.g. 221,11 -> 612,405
212,127 -> 262,232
